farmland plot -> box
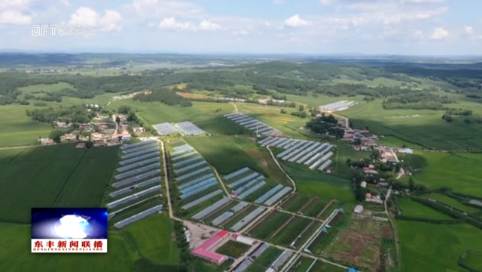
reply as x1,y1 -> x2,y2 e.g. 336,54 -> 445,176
281,194 -> 312,213
300,198 -> 327,217
248,211 -> 291,240
246,247 -> 283,272
270,217 -> 313,247
216,240 -> 251,258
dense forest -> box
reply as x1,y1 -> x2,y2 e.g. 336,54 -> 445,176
133,88 -> 192,107
26,105 -> 98,124
306,113 -> 344,138
382,92 -> 455,110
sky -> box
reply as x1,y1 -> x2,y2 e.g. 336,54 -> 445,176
0,0 -> 481,55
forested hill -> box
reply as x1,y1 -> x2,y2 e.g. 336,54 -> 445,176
1,59 -> 481,105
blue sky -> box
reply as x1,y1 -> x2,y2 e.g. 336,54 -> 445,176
0,0 -> 481,55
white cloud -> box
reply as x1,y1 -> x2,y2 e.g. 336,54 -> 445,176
60,0 -> 70,6
69,7 -> 122,31
272,0 -> 284,4
232,29 -> 249,36
464,25 -> 474,35
403,0 -> 445,3
0,10 -> 31,24
382,6 -> 448,24
431,27 -> 448,40
0,0 -> 32,25
159,17 -> 195,30
198,20 -> 222,31
132,0 -> 203,19
284,14 -> 310,27
0,0 -> 30,10
413,30 -> 424,39
320,0 -> 333,5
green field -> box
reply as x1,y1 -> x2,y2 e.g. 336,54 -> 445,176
281,194 -> 312,213
300,198 -> 329,218
411,152 -> 482,196
398,221 -> 482,272
248,211 -> 291,240
341,97 -> 482,149
270,217 -> 313,246
0,215 -> 180,272
216,240 -> 251,258
397,197 -> 452,219
0,144 -> 119,223
280,162 -> 355,204
185,135 -> 291,185
423,193 -> 480,213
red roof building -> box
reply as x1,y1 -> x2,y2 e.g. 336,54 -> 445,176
192,230 -> 229,265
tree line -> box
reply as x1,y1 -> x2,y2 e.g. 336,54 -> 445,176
26,105 -> 96,124
305,113 -> 344,138
133,88 -> 192,107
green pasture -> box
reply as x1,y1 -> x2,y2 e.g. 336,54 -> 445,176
281,161 -> 355,204
0,214 -> 180,272
0,144 -> 118,223
342,98 -> 482,149
397,197 -> 452,219
185,136 -> 290,185
411,151 -> 482,196
423,193 -> 480,213
397,221 -> 482,272
0,105 -> 52,147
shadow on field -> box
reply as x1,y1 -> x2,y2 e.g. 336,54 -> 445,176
350,117 -> 482,150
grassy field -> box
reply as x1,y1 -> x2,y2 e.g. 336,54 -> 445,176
398,221 -> 482,272
185,136 -> 291,185
216,240 -> 251,258
0,144 -> 119,223
280,162 -> 355,205
341,98 -> 482,149
0,214 -> 180,272
422,193 -> 481,213
410,151 -> 482,196
0,85 -> 114,147
397,197 -> 452,219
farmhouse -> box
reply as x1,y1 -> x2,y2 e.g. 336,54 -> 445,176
363,167 -> 378,174
76,143 -> 85,148
192,230 -> 229,265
